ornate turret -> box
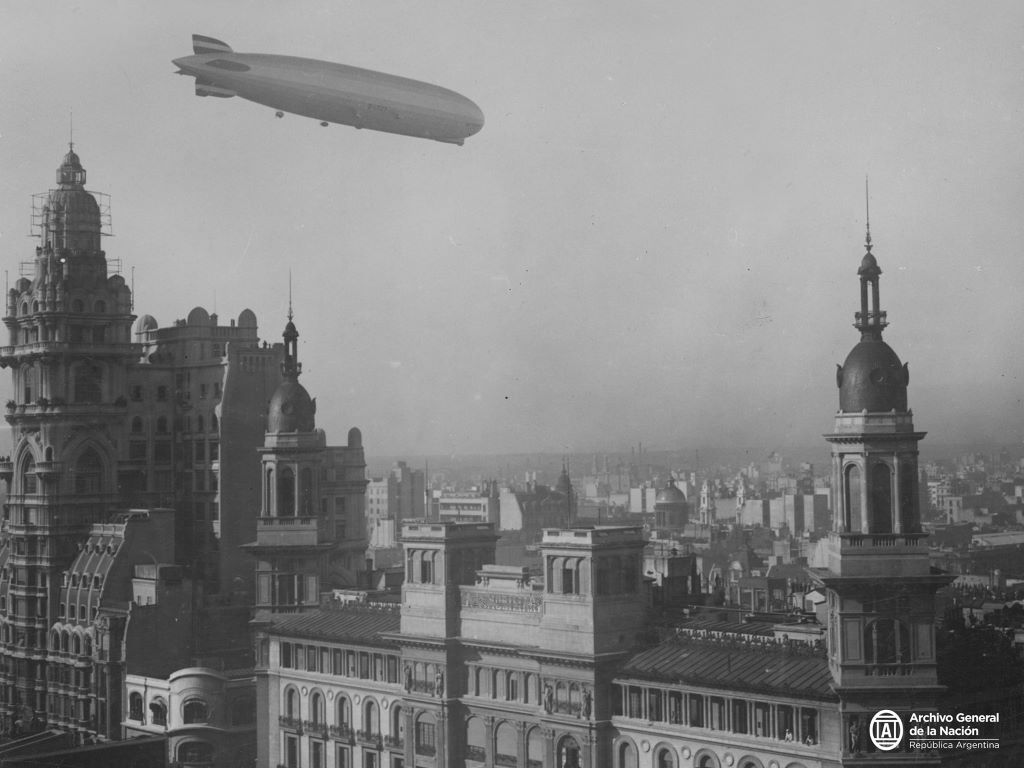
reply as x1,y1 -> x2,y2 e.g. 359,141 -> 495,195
816,206 -> 950,762
266,309 -> 315,434
835,216 -> 909,414
39,144 -> 102,254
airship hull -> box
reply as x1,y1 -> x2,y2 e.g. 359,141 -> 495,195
174,38 -> 483,145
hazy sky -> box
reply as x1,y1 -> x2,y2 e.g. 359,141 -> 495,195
1,2 -> 1022,457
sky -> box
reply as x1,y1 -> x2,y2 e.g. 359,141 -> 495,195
0,1 -> 1022,458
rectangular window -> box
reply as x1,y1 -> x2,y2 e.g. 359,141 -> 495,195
337,746 -> 350,768
307,646 -> 318,672
333,649 -> 344,675
130,385 -> 143,402
129,441 -> 147,460
689,694 -> 705,727
284,734 -> 298,768
668,691 -> 684,724
209,441 -> 219,460
627,686 -> 642,719
280,643 -> 293,669
311,740 -> 325,768
195,441 -> 206,462
648,689 -> 663,722
732,699 -> 749,733
359,652 -> 370,679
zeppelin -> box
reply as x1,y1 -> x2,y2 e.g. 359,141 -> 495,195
173,34 -> 484,145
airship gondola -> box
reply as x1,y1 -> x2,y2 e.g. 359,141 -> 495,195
173,34 -> 484,145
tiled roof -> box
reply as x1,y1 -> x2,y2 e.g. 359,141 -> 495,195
620,638 -> 837,702
267,607 -> 400,646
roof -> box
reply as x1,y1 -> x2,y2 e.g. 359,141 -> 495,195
620,636 -> 836,702
267,607 -> 400,646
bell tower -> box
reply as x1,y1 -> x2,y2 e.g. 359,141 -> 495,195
247,309 -> 368,615
818,213 -> 949,761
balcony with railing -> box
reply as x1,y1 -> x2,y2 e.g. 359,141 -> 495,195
303,719 -> 328,737
278,715 -> 302,732
356,729 -> 381,746
330,723 -> 353,740
384,734 -> 404,749
256,515 -> 330,547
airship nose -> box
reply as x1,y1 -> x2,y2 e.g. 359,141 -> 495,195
464,99 -> 485,136
172,56 -> 194,74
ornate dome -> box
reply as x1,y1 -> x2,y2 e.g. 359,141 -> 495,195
43,147 -> 101,252
837,338 -> 908,413
267,377 -> 316,433
656,480 -> 685,505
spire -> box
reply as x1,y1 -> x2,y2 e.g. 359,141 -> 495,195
281,277 -> 301,378
854,178 -> 886,339
864,175 -> 872,252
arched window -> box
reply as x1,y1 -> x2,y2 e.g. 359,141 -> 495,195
336,695 -> 350,727
310,691 -> 325,725
618,740 -> 639,768
284,688 -> 299,719
899,461 -> 920,533
265,467 -> 274,514
557,735 -> 581,768
20,454 -> 37,495
465,716 -> 485,760
869,463 -> 893,533
300,467 -> 314,515
72,634 -> 81,655
128,692 -> 144,721
74,363 -> 102,404
183,699 -> 209,724
495,722 -> 517,766
278,468 -> 295,517
415,712 -> 436,757
150,698 -> 167,726
527,728 -> 545,768
845,464 -> 862,532
177,742 -> 213,765
94,300 -> 106,313
74,449 -> 103,494
655,747 -> 676,768
364,699 -> 380,736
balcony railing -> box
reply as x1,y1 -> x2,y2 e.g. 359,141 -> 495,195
278,715 -> 302,732
384,734 -> 404,749
329,723 -> 353,740
415,743 -> 436,757
303,719 -> 328,737
495,754 -> 517,767
357,729 -> 382,745
465,746 -> 485,762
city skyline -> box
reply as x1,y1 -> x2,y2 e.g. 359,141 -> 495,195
1,2 -> 1022,456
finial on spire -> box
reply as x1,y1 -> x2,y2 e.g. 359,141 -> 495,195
69,109 -> 74,152
864,175 -> 872,251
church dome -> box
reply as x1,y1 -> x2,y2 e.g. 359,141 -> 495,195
837,338 -> 908,413
267,378 -> 316,433
656,481 -> 685,505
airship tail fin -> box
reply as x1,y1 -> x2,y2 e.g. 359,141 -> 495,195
193,34 -> 233,55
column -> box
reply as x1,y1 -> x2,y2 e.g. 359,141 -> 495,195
859,457 -> 870,534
